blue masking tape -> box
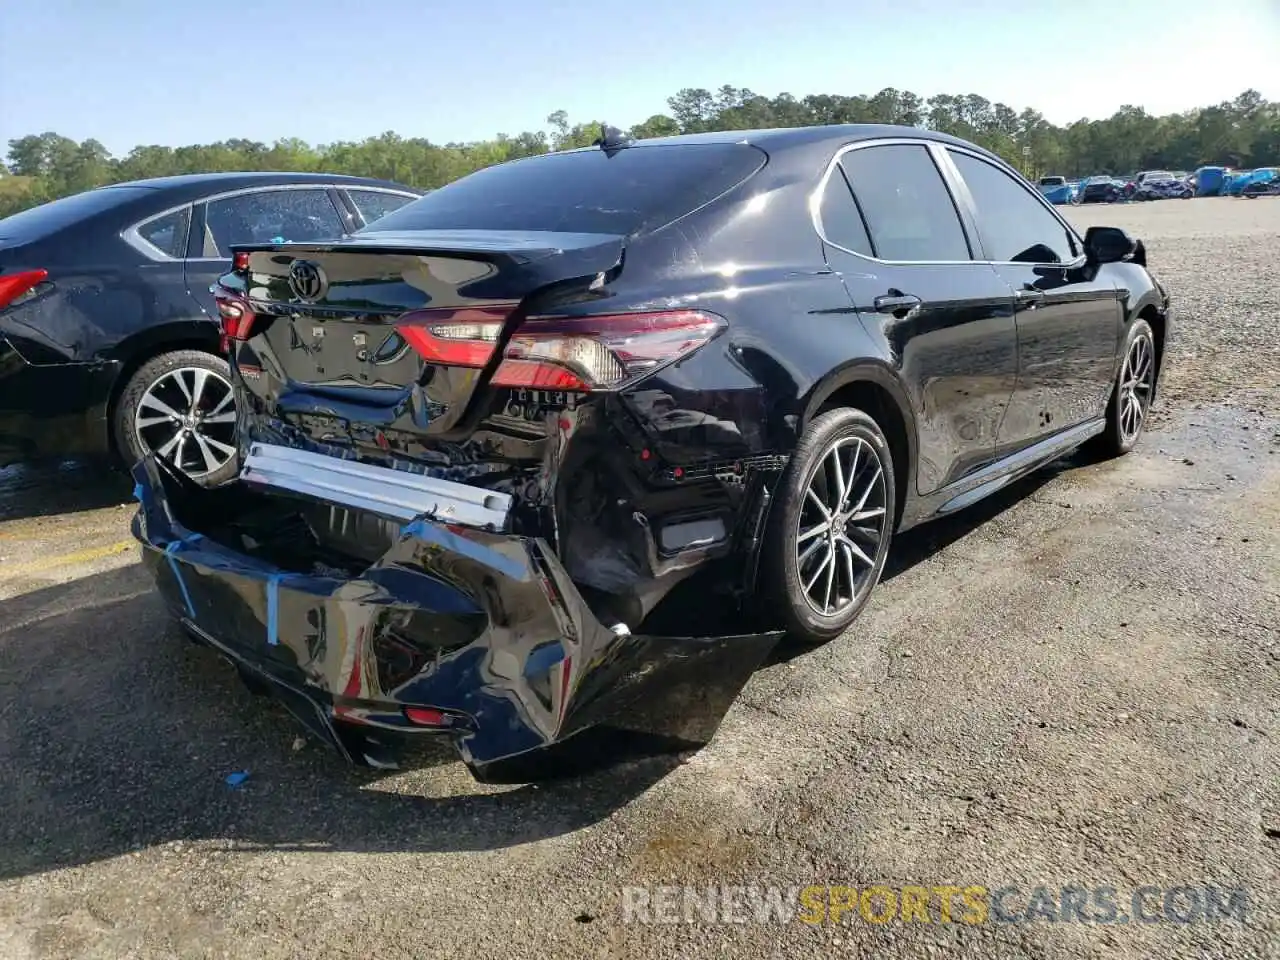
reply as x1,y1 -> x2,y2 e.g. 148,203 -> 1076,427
266,574 -> 282,645
132,483 -> 145,503
164,540 -> 196,618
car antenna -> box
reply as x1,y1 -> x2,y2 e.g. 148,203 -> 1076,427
594,122 -> 632,157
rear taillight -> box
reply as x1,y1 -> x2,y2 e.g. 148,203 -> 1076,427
213,287 -> 257,352
0,269 -> 48,311
397,308 -> 725,392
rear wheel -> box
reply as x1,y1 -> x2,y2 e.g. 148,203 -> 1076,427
761,408 -> 896,644
1096,319 -> 1156,458
114,349 -> 239,486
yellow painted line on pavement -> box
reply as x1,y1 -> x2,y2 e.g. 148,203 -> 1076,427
0,540 -> 138,579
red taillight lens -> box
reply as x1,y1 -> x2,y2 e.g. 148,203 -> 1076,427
395,308 -> 725,393
213,287 -> 257,350
403,706 -> 447,727
232,250 -> 250,272
0,269 -> 48,310
396,307 -> 508,367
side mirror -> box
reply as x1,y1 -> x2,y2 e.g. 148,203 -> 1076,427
1084,226 -> 1137,265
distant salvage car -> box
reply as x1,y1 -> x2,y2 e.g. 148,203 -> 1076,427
131,125 -> 1173,781
1036,176 -> 1077,204
0,173 -> 421,481
1079,176 -> 1125,203
1132,173 -> 1193,201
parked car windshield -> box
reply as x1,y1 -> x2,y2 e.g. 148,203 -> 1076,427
1038,176 -> 1066,186
0,185 -> 154,242
360,143 -> 767,237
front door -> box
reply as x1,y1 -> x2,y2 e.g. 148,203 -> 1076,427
942,149 -> 1121,455
818,141 -> 1019,494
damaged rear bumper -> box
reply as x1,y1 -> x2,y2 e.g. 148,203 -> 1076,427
130,454 -> 781,782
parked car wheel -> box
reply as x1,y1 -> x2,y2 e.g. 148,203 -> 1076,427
1097,319 -> 1156,458
761,407 -> 896,644
114,349 -> 239,485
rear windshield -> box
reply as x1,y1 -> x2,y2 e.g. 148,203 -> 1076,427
361,143 -> 767,237
1038,177 -> 1066,186
0,186 -> 154,242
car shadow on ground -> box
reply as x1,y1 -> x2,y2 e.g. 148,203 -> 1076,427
881,446 -> 1096,582
0,459 -> 133,522
0,564 -> 680,881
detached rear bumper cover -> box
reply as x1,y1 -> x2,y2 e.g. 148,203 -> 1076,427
131,455 -> 781,781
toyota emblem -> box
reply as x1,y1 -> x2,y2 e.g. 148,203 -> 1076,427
288,259 -> 328,302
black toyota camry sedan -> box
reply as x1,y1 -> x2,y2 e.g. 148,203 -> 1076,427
131,125 -> 1172,780
0,172 -> 421,483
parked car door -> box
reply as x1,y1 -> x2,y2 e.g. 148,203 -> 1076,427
943,148 -> 1121,454
183,186 -> 348,317
819,141 -> 1019,495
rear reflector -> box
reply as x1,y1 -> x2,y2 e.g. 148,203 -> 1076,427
0,269 -> 48,310
404,706 -> 448,727
396,308 -> 725,392
212,286 -> 257,351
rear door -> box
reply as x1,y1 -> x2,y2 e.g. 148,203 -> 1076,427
942,148 -> 1120,454
819,140 -> 1019,495
184,186 -> 348,317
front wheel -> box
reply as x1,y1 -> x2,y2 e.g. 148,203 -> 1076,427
760,408 -> 896,644
114,349 -> 239,486
1096,319 -> 1156,458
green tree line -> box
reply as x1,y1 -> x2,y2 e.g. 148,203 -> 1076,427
3,86 -> 1276,219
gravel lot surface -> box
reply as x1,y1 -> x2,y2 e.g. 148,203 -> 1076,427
0,197 -> 1276,960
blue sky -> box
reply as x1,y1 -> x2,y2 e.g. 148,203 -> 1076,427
2,0 -> 1278,157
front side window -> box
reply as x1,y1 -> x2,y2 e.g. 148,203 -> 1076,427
202,189 -> 345,257
135,206 -> 191,258
949,151 -> 1077,264
839,144 -> 971,262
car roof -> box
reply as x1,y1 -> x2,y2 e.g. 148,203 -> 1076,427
599,124 -> 982,151
96,171 -> 417,195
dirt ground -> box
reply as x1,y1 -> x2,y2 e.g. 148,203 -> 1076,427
0,197 -> 1276,960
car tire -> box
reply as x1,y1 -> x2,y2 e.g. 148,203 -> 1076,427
1096,319 -> 1156,458
114,349 -> 239,486
760,407 -> 896,644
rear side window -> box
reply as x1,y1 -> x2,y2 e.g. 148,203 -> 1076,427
348,189 -> 415,225
818,165 -> 872,256
948,151 -> 1076,264
0,186 -> 154,242
839,145 -> 971,262
202,189 -> 345,257
135,206 -> 191,258
363,143 -> 767,237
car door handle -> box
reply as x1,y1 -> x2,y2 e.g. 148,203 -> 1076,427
1015,287 -> 1045,308
873,293 -> 922,314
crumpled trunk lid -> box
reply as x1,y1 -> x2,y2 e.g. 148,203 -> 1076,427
225,230 -> 625,446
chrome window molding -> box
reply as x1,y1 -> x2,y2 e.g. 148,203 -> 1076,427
121,205 -> 191,262
119,183 -> 417,264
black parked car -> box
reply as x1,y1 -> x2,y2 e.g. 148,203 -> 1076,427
0,172 -> 421,482
1079,176 -> 1126,203
132,126 -> 1172,780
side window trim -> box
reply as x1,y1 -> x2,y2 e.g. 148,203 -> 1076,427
938,146 -> 1085,264
811,137 -> 978,265
190,185 -> 346,262
344,187 -> 422,229
121,204 -> 193,261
